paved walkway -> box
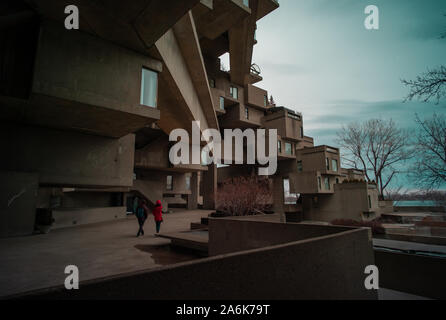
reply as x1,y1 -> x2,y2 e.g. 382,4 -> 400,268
0,209 -> 211,297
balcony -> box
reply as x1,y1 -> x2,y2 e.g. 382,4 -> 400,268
296,146 -> 342,176
291,171 -> 335,195
245,84 -> 269,110
277,138 -> 297,160
262,107 -> 303,142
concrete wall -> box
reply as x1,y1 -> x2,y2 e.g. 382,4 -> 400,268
0,171 -> 39,238
208,218 -> 357,256
52,207 -> 127,229
33,20 -> 162,109
375,250 -> 446,299
245,84 -> 268,108
20,221 -> 377,300
0,123 -> 135,188
302,183 -> 380,223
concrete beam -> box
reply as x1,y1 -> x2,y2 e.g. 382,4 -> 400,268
229,0 -> 258,85
154,18 -> 219,136
193,0 -> 250,40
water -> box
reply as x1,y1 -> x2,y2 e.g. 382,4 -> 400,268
394,200 -> 441,207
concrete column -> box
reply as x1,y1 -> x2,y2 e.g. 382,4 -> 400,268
273,176 -> 286,223
0,171 -> 39,238
187,173 -> 199,210
202,165 -> 217,210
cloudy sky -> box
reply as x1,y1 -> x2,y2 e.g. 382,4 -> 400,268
251,0 -> 446,189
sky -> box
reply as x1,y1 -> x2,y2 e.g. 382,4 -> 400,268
249,0 -> 446,190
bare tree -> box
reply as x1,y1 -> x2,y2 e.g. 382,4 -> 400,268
402,66 -> 446,104
411,113 -> 446,190
337,119 -> 412,199
402,15 -> 446,103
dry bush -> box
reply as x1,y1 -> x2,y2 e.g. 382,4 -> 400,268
216,176 -> 272,216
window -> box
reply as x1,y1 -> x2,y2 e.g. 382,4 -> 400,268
230,86 -> 238,99
245,107 -> 249,119
297,160 -> 303,172
166,175 -> 173,191
209,79 -> 215,88
264,95 -> 268,107
300,127 -> 304,138
336,178 -> 339,184
324,177 -> 330,190
243,0 -> 249,7
368,195 -> 372,209
186,176 -> 191,191
326,158 -> 330,170
285,142 -> 292,155
219,96 -> 225,110
140,68 -> 158,107
278,141 -> 282,153
318,177 -> 322,190
332,159 -> 338,172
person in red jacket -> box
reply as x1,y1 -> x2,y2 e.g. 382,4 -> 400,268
152,200 -> 163,234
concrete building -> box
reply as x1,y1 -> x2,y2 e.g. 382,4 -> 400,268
0,0 -> 379,238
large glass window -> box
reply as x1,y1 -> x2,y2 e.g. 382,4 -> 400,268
186,176 -> 191,191
297,160 -> 303,172
166,175 -> 173,191
243,0 -> 249,7
278,141 -> 282,153
332,159 -> 338,172
285,142 -> 293,155
230,86 -> 238,100
219,96 -> 225,110
140,68 -> 158,107
326,158 -> 330,170
324,177 -> 330,190
318,177 -> 322,190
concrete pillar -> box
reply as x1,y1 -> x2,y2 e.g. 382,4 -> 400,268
273,176 -> 286,223
0,171 -> 39,238
187,173 -> 199,210
202,164 -> 217,210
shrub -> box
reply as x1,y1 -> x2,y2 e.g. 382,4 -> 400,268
216,176 -> 272,216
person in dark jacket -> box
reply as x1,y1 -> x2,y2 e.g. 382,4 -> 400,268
152,200 -> 163,234
136,199 -> 148,237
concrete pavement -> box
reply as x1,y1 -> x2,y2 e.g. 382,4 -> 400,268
0,209 -> 211,297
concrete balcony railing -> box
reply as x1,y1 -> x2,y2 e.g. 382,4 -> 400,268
245,84 -> 269,110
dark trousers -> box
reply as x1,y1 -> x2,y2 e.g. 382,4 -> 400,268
137,217 -> 146,236
156,221 -> 162,233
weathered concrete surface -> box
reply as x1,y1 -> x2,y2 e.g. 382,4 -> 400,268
52,207 -> 127,229
0,171 -> 39,238
0,123 -> 135,188
29,0 -> 201,56
0,210 -> 212,297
